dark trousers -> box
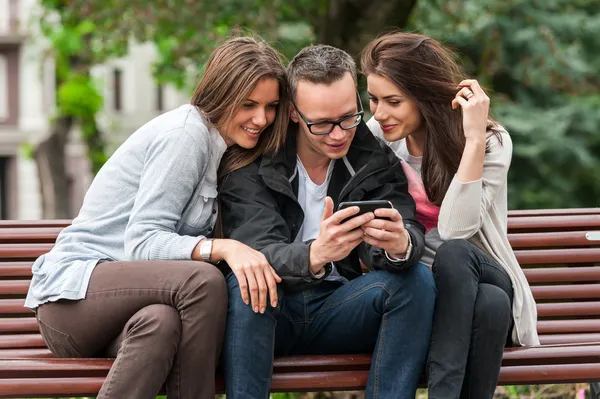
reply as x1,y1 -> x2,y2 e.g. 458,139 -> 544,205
36,260 -> 227,399
427,239 -> 514,399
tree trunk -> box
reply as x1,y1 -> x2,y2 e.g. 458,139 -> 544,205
34,115 -> 73,219
317,0 -> 418,58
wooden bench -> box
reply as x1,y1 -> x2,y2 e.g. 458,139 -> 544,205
1,208 -> 600,397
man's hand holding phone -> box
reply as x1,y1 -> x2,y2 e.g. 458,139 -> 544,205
361,207 -> 410,259
309,197 -> 374,274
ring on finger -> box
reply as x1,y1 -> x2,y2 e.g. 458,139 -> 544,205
466,91 -> 474,99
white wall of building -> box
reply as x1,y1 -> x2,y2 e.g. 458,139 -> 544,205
13,0 -> 191,219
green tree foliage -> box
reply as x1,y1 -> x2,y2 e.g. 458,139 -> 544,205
38,0 -> 600,210
409,0 -> 600,209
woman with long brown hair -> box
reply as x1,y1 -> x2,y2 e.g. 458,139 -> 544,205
361,32 -> 539,398
25,36 -> 289,399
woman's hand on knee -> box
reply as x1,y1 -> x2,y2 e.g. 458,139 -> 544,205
221,240 -> 281,313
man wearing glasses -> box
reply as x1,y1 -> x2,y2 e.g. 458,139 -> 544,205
219,44 -> 436,399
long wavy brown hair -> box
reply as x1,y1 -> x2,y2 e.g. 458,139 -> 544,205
361,32 -> 501,205
190,36 -> 290,180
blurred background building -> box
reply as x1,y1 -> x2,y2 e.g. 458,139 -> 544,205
0,0 -> 188,219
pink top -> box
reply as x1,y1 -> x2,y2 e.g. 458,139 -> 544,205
400,161 -> 440,233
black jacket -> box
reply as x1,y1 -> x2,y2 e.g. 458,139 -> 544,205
220,121 -> 425,292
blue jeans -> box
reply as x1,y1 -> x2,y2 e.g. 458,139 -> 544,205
222,264 -> 436,399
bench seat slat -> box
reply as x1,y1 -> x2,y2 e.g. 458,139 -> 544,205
0,377 -> 106,397
508,231 -> 600,248
0,348 -> 54,358
523,267 -> 600,283
0,300 -> 33,315
539,333 -> 600,345
5,345 -> 600,373
1,317 -> 597,336
537,302 -> 600,317
507,208 -> 600,217
0,228 -> 65,244
537,319 -> 600,334
0,263 -> 32,277
0,334 -> 45,349
530,284 -> 600,300
515,248 -> 600,264
5,281 -> 593,300
7,299 -> 599,317
1,365 -> 600,397
0,244 -> 54,260
0,318 -> 38,333
0,220 -> 71,228
498,363 -> 600,384
0,280 -> 30,295
508,215 -> 600,230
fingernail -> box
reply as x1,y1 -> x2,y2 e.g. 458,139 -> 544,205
254,306 -> 259,313
260,308 -> 265,314
244,300 -> 249,305
272,301 -> 278,307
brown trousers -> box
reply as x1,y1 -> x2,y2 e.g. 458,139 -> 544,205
36,260 -> 227,399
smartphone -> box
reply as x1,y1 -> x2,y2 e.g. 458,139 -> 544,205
337,200 -> 393,223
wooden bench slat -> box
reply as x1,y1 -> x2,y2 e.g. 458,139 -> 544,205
508,208 -> 600,217
523,266 -> 600,283
2,318 -> 597,336
0,377 -> 106,397
0,244 -> 54,260
508,231 -> 600,248
0,220 -> 71,228
0,334 -> 45,349
537,302 -> 600,317
0,262 -> 32,277
0,228 -> 65,244
6,344 -> 600,374
0,299 -> 32,315
0,280 -> 29,295
7,230 -> 599,249
539,333 -> 600,345
2,364 -> 599,398
531,284 -> 600,300
515,248 -> 600,264
508,215 -> 600,230
6,300 -> 600,318
537,319 -> 600,334
0,318 -> 38,333
498,363 -> 600,384
501,344 -> 600,366
0,348 -> 54,358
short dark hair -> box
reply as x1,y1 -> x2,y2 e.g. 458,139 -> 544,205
287,44 -> 357,100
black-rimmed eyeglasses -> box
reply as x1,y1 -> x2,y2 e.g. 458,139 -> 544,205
292,92 -> 364,135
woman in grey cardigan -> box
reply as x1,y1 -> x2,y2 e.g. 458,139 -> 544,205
361,32 -> 539,398
25,36 -> 290,399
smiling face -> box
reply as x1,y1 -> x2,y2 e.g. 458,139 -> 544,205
292,72 -> 359,163
220,77 -> 280,149
367,73 -> 424,142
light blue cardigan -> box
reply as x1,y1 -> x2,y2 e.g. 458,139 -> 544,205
25,105 -> 227,309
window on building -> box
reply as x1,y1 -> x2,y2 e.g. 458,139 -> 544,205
0,55 -> 8,121
0,157 -> 7,219
113,68 -> 122,112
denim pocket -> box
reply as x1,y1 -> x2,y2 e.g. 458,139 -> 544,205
37,317 -> 83,358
